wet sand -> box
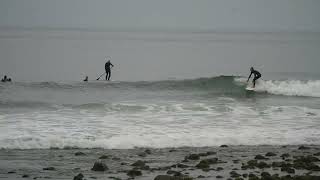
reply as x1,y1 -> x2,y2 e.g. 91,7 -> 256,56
0,145 -> 320,180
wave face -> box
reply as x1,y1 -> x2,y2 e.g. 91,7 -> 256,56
0,76 -> 320,149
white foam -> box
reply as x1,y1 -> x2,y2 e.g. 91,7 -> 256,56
236,78 -> 320,97
256,80 -> 320,97
1,103 -> 320,149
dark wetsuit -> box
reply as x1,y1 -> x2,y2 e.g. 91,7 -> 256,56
248,70 -> 261,87
105,61 -> 114,81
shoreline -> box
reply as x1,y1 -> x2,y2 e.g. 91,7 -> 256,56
0,145 -> 320,180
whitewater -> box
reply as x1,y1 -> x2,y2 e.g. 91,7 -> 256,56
0,76 -> 319,149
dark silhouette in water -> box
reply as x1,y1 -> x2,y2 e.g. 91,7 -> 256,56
247,67 -> 261,88
83,76 -> 88,82
1,75 -> 11,82
105,60 -> 114,81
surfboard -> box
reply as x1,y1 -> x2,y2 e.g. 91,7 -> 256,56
246,86 -> 255,91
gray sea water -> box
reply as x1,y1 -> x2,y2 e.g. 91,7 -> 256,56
0,75 -> 320,149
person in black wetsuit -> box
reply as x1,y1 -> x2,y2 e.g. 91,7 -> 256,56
105,60 -> 114,81
247,67 -> 261,88
1,75 -> 7,82
83,76 -> 88,82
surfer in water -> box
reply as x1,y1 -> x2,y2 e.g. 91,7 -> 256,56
247,67 -> 261,88
83,76 -> 88,82
105,60 -> 114,81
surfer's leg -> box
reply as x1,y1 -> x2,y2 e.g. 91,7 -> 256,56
108,71 -> 111,81
252,75 -> 260,88
105,72 -> 109,81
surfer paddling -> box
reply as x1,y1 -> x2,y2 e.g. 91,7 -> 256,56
1,75 -> 11,82
83,76 -> 88,82
247,67 -> 261,88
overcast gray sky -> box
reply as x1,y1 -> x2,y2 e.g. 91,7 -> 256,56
0,0 -> 319,81
1,0 -> 320,32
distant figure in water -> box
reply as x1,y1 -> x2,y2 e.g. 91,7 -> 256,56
83,76 -> 88,82
105,60 -> 114,81
247,67 -> 261,88
1,75 -> 8,82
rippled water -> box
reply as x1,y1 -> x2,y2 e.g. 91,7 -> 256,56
0,76 -> 319,149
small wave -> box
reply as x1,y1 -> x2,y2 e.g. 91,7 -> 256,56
255,80 -> 320,97
0,100 -> 57,109
71,103 -> 106,109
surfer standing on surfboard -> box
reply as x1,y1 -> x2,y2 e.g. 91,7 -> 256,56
247,67 -> 261,88
105,59 -> 114,81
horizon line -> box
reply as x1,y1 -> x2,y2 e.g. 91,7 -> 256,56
1,26 -> 320,34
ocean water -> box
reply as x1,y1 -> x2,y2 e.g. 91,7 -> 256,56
0,75 -> 319,149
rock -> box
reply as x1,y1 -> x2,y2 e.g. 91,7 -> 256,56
257,161 -> 270,169
197,175 -> 205,178
271,174 -> 279,179
216,175 -> 223,178
261,172 -> 271,178
182,159 -> 189,163
74,152 -> 86,156
7,171 -> 16,174
206,151 -> 216,155
196,161 -> 210,169
91,162 -> 108,171
112,157 -> 120,160
169,149 -> 177,152
171,163 -> 189,168
154,166 -> 171,171
220,145 -> 228,147
293,156 -> 320,171
167,170 -> 178,175
22,174 -> 29,178
127,169 -> 142,177
154,175 -> 193,180
230,171 -> 241,178
248,174 -> 259,180
73,173 -> 84,180
246,160 -> 258,168
131,160 -> 146,167
107,177 -> 120,180
145,149 -> 152,154
281,153 -> 290,159
185,154 -> 200,160
281,167 -> 295,173
43,167 -> 55,171
242,173 -> 248,178
265,152 -> 277,157
233,159 -> 240,164
314,152 -> 320,156
234,178 -> 244,180
198,153 -> 208,157
138,152 -> 147,157
99,155 -> 109,159
254,154 -> 268,160
196,158 -> 218,169
167,170 -> 182,176
298,146 -> 311,150
131,160 -> 149,170
216,167 -> 224,171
